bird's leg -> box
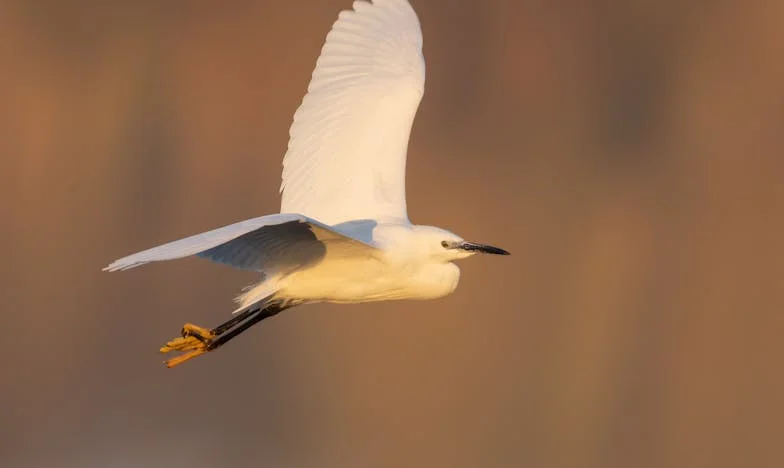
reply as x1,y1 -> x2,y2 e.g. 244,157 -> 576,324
205,304 -> 284,351
212,307 -> 260,335
159,304 -> 286,368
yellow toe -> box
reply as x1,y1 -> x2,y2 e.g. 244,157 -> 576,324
160,335 -> 203,353
182,323 -> 216,340
164,349 -> 207,368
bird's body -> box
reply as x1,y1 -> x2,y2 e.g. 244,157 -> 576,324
269,224 -> 463,305
105,0 -> 508,367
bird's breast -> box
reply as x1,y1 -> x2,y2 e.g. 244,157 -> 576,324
277,258 -> 461,304
403,262 -> 461,300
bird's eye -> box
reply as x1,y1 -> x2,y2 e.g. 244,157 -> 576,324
441,241 -> 449,248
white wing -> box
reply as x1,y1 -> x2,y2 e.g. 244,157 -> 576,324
280,0 -> 425,225
103,213 -> 374,273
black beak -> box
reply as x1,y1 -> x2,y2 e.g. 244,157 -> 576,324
459,241 -> 510,255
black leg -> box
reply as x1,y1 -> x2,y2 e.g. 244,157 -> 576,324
180,305 -> 264,342
206,304 -> 285,351
211,306 -> 260,336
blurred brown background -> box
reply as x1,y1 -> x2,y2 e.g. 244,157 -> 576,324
1,0 -> 782,467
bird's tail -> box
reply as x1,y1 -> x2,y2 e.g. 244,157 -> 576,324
231,275 -> 283,314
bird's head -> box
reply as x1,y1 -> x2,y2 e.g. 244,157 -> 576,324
412,225 -> 510,261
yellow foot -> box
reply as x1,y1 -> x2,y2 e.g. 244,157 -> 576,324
181,323 -> 216,341
159,323 -> 217,368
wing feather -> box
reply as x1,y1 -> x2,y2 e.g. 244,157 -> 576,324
280,0 -> 425,224
103,213 -> 374,273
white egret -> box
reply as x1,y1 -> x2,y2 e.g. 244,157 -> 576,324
105,0 -> 509,367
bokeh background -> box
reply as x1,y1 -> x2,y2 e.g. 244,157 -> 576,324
1,1 -> 782,467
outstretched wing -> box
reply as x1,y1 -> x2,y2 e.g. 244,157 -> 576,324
280,0 -> 425,225
103,213 -> 374,273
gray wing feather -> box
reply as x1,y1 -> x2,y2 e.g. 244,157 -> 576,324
197,219 -> 328,272
103,213 -> 373,273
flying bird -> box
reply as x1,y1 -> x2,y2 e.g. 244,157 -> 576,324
105,0 -> 509,368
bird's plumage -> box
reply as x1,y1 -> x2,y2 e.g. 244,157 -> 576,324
104,1 -> 509,367
106,0 -> 427,281
102,214 -> 375,273
280,0 -> 425,224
